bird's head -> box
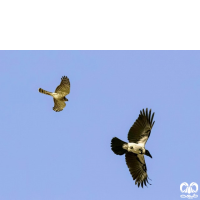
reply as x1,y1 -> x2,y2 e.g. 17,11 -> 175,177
64,97 -> 68,101
145,149 -> 152,158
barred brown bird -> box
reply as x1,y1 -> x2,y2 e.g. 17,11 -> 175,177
39,76 -> 70,112
111,108 -> 155,188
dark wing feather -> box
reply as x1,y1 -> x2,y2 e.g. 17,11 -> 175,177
127,108 -> 155,145
55,76 -> 70,96
125,152 -> 151,188
53,99 -> 66,112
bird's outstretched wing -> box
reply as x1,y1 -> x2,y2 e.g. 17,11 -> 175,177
127,108 -> 155,146
53,99 -> 66,112
125,152 -> 151,188
55,76 -> 70,96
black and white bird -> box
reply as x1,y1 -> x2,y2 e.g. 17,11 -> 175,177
111,108 -> 155,188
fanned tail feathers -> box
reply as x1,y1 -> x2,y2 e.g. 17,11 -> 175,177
111,137 -> 127,155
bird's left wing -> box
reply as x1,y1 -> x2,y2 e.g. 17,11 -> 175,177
125,152 -> 151,188
55,76 -> 70,96
127,108 -> 155,146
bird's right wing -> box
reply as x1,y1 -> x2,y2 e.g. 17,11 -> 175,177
53,99 -> 66,112
55,76 -> 70,96
125,152 -> 151,188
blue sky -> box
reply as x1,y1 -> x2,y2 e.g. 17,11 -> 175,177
0,51 -> 199,200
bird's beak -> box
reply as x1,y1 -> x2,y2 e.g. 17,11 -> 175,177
145,150 -> 152,158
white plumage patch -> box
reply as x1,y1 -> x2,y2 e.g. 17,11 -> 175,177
127,143 -> 145,154
52,93 -> 64,100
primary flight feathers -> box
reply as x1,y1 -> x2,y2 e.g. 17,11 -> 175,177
39,76 -> 70,112
111,108 -> 155,188
128,108 -> 155,145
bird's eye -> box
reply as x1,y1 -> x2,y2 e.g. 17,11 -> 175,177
130,147 -> 133,149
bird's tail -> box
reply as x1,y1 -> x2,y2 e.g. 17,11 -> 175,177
111,137 -> 127,155
38,88 -> 53,96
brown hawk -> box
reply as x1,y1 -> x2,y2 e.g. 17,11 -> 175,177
111,108 -> 155,188
39,76 -> 70,112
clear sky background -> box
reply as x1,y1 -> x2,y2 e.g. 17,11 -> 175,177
0,51 -> 200,200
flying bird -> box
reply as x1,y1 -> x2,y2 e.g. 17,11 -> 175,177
39,76 -> 70,112
111,108 -> 155,188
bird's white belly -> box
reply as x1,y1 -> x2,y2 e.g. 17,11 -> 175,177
52,93 -> 63,100
129,143 -> 145,154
